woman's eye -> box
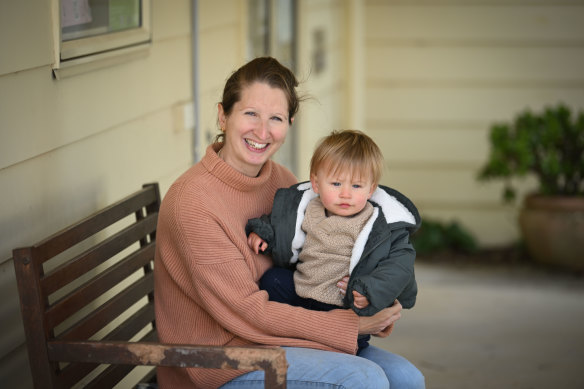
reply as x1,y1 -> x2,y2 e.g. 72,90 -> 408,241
271,116 -> 283,122
245,111 -> 257,117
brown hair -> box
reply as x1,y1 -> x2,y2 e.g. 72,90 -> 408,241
310,130 -> 384,185
216,57 -> 300,143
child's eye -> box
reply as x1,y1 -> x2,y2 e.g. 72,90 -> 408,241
352,184 -> 362,189
332,182 -> 341,187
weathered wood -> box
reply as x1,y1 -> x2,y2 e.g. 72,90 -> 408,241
13,183 -> 287,389
48,341 -> 288,388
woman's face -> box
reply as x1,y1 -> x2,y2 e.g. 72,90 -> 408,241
218,82 -> 292,177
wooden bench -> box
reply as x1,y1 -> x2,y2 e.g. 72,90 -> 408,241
12,183 -> 287,389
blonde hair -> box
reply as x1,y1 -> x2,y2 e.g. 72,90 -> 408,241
310,130 -> 384,185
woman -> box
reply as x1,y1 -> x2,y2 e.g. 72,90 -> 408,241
154,57 -> 425,389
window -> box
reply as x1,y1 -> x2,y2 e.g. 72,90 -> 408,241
53,0 -> 151,79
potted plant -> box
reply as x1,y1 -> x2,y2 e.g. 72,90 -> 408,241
478,103 -> 584,270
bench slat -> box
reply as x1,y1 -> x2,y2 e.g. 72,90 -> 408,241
105,300 -> 155,342
45,243 -> 155,330
85,363 -> 142,389
41,213 -> 157,296
32,186 -> 158,264
55,272 -> 153,340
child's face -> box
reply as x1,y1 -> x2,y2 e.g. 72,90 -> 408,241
310,167 -> 376,217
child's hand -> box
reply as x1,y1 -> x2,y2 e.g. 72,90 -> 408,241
352,290 -> 370,309
247,232 -> 268,254
336,275 -> 350,295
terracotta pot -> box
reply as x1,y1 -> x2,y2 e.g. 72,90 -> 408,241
519,194 -> 584,271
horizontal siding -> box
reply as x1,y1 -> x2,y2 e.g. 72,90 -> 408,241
0,1 -> 53,76
366,87 -> 584,122
369,127 -> 490,167
366,5 -> 584,42
364,0 -> 584,246
368,47 -> 584,82
0,35 -> 192,170
379,167 -> 538,206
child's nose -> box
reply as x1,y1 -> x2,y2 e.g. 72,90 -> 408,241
340,186 -> 351,197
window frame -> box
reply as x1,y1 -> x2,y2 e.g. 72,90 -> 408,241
52,0 -> 152,79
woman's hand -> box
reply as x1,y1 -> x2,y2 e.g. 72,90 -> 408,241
357,300 -> 402,336
247,232 -> 268,254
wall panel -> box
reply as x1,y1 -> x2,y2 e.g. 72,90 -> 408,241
0,36 -> 192,170
364,0 -> 584,246
365,5 -> 584,42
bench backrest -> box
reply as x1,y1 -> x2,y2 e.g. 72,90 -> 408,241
13,183 -> 161,388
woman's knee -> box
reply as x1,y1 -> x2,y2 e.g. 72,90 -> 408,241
387,364 -> 425,389
351,359 -> 390,389
358,346 -> 425,389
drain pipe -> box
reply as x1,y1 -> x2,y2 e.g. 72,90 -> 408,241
191,0 -> 200,162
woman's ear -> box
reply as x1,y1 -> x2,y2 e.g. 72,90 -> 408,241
218,103 -> 226,130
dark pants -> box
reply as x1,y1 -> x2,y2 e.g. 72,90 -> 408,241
259,267 -> 370,350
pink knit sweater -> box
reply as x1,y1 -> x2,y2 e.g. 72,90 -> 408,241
154,144 -> 359,388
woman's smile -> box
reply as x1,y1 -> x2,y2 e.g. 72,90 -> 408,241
245,138 -> 269,151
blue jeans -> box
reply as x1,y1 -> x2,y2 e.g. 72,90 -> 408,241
219,346 -> 425,389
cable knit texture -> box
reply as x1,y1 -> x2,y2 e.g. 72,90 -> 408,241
154,144 -> 360,388
295,198 -> 374,306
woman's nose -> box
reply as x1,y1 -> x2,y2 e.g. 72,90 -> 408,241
255,120 -> 268,139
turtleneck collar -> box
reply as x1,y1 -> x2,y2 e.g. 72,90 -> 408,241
201,143 -> 274,192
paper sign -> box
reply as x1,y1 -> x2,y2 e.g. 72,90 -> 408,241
61,0 -> 92,28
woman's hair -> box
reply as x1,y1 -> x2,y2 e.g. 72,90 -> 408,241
215,57 -> 300,143
310,130 -> 385,185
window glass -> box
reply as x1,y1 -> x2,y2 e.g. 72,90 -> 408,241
61,0 -> 141,41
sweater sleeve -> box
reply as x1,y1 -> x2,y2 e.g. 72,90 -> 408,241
348,228 -> 417,314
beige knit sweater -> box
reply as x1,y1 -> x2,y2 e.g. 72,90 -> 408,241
154,144 -> 360,388
295,198 -> 374,306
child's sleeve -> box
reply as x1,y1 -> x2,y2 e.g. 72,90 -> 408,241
347,228 -> 417,315
245,214 -> 275,254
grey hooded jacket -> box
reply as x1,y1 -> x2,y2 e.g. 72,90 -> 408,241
246,181 -> 421,315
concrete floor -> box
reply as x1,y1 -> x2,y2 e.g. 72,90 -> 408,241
372,260 -> 584,389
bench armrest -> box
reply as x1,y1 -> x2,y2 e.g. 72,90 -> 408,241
48,340 -> 287,388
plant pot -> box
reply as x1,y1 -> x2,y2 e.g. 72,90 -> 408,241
519,195 -> 584,271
